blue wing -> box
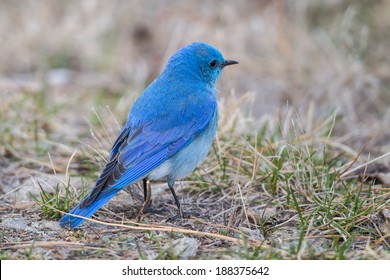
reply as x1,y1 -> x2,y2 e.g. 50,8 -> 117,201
59,98 -> 216,228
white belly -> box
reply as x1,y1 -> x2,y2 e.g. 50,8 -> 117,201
147,111 -> 218,182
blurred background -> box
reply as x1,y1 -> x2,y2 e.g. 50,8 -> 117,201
1,0 -> 390,260
1,0 -> 390,190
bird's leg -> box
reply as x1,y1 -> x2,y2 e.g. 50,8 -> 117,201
136,179 -> 151,223
143,178 -> 149,203
168,180 -> 184,219
139,178 -> 168,215
167,180 -> 200,221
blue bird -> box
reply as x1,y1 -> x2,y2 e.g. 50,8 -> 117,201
59,42 -> 238,228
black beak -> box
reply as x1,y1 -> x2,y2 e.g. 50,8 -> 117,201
221,60 -> 239,68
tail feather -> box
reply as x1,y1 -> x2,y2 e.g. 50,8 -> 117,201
59,189 -> 120,229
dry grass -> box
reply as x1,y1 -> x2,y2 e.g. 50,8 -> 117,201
1,0 -> 390,259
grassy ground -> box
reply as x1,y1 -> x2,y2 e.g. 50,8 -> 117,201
1,0 -> 389,259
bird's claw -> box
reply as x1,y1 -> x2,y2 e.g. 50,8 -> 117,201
166,210 -> 201,222
144,205 -> 169,215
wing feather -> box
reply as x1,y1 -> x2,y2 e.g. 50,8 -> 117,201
79,101 -> 216,209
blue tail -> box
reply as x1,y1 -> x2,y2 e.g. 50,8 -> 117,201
59,189 -> 120,229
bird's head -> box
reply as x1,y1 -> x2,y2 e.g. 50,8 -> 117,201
165,42 -> 238,86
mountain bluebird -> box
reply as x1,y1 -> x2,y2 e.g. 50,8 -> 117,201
59,42 -> 238,228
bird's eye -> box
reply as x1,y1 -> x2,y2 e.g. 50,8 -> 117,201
209,60 -> 217,68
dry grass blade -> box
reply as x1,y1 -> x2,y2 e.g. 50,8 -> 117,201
49,206 -> 269,248
1,241 -> 85,250
92,217 -> 266,247
340,151 -> 390,178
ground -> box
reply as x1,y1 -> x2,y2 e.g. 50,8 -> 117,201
0,0 -> 390,259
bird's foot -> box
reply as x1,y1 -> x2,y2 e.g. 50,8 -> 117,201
135,199 -> 169,223
144,205 -> 169,215
141,199 -> 168,214
166,210 -> 201,222
135,199 -> 168,222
